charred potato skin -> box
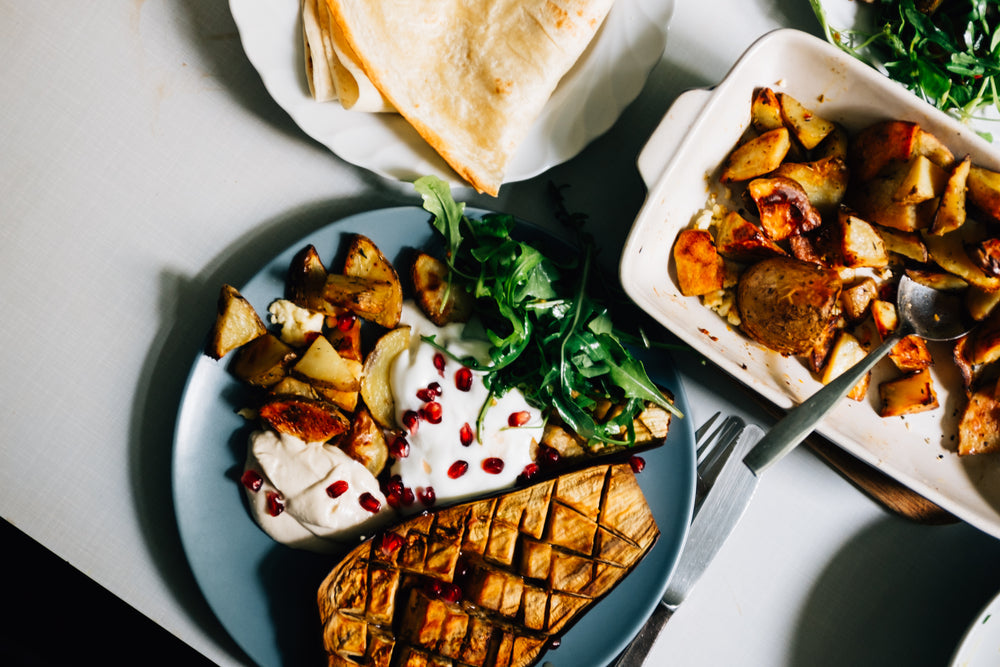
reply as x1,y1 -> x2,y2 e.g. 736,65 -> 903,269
737,256 -> 843,356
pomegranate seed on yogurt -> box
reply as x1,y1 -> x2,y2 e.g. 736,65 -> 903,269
388,302 -> 543,509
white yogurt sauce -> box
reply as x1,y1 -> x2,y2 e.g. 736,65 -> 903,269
242,429 -> 393,553
388,302 -> 543,507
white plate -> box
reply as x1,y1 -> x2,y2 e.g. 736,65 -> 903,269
620,28 -> 1000,538
173,207 -> 697,666
951,590 -> 1000,667
228,0 -> 675,190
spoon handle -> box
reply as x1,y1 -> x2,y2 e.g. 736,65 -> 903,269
744,330 -> 904,475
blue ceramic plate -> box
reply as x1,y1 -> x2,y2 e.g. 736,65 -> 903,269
172,207 -> 696,666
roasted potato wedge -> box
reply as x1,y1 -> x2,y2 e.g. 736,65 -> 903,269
929,154 -> 971,236
849,120 -> 921,182
360,326 -> 411,429
258,395 -> 350,442
893,154 -> 948,205
966,164 -> 1000,224
835,209 -> 889,269
673,229 -> 726,296
819,330 -> 870,400
748,176 -> 822,241
411,251 -> 473,326
922,220 -> 1000,292
342,234 -> 403,328
719,127 -> 791,183
770,156 -> 849,214
230,333 -> 297,387
339,406 -> 388,476
714,210 -> 786,262
323,274 -> 398,325
207,284 -> 267,360
778,91 -> 835,150
878,369 -> 939,417
737,256 -> 842,356
957,385 -> 1000,456
888,335 -> 933,372
286,244 -> 328,310
293,335 -> 362,391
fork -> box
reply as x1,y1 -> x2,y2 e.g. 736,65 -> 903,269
611,412 -> 748,666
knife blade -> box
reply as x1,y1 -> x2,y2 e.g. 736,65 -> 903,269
613,423 -> 765,664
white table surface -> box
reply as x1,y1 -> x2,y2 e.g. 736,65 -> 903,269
2,1 -> 999,666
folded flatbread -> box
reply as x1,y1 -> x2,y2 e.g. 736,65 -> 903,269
302,0 -> 393,112
322,0 -> 615,196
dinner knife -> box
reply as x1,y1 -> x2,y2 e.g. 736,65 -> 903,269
614,423 -> 765,665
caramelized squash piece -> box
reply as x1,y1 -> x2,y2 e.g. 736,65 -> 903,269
317,464 -> 659,667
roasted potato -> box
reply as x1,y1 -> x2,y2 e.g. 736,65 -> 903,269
342,234 -> 403,328
230,333 -> 297,387
286,244 -> 328,310
737,256 -> 842,356
258,395 -> 350,442
360,326 -> 411,429
748,176 -> 822,241
719,127 -> 791,183
673,229 -> 726,296
339,406 -> 388,476
207,284 -> 267,360
411,251 -> 473,325
292,334 -> 362,391
957,385 -> 1000,456
878,368 -> 939,417
714,210 -> 786,262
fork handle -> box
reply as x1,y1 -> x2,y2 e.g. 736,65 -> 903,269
612,600 -> 674,666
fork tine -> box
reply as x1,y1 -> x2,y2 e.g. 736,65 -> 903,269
693,415 -> 746,515
694,411 -> 722,445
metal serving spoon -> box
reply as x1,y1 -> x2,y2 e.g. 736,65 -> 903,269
744,274 -> 974,475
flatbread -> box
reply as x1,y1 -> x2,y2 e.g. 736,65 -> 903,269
302,0 -> 392,111
323,0 -> 615,196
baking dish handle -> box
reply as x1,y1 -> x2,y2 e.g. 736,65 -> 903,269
636,88 -> 712,187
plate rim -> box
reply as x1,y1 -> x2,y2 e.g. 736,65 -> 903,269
226,0 -> 676,189
172,205 -> 697,666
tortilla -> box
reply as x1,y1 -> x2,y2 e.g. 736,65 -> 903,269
302,0 -> 392,111
323,0 -> 615,196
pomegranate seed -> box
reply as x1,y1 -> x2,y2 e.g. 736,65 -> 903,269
538,445 -> 560,467
459,422 -> 474,446
454,557 -> 470,582
424,579 -> 444,598
358,492 -> 381,513
326,479 -> 349,498
629,455 -> 646,474
386,494 -> 401,509
265,491 -> 284,517
508,411 -> 531,427
418,486 -> 436,507
454,366 -> 473,391
417,382 -> 443,401
520,463 -> 540,480
401,487 -> 415,506
389,435 -> 410,459
380,533 -> 403,556
378,532 -> 403,556
433,352 -> 446,375
440,582 -> 462,603
240,470 -> 263,493
336,312 -> 357,331
447,460 -> 468,479
482,457 -> 505,474
385,477 -> 404,498
402,410 -> 420,434
420,402 -> 443,424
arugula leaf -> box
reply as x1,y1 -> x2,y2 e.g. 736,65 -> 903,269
811,0 -> 999,140
417,181 -> 683,449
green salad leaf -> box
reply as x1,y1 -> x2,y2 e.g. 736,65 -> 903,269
414,176 -> 682,448
810,0 -> 1000,140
